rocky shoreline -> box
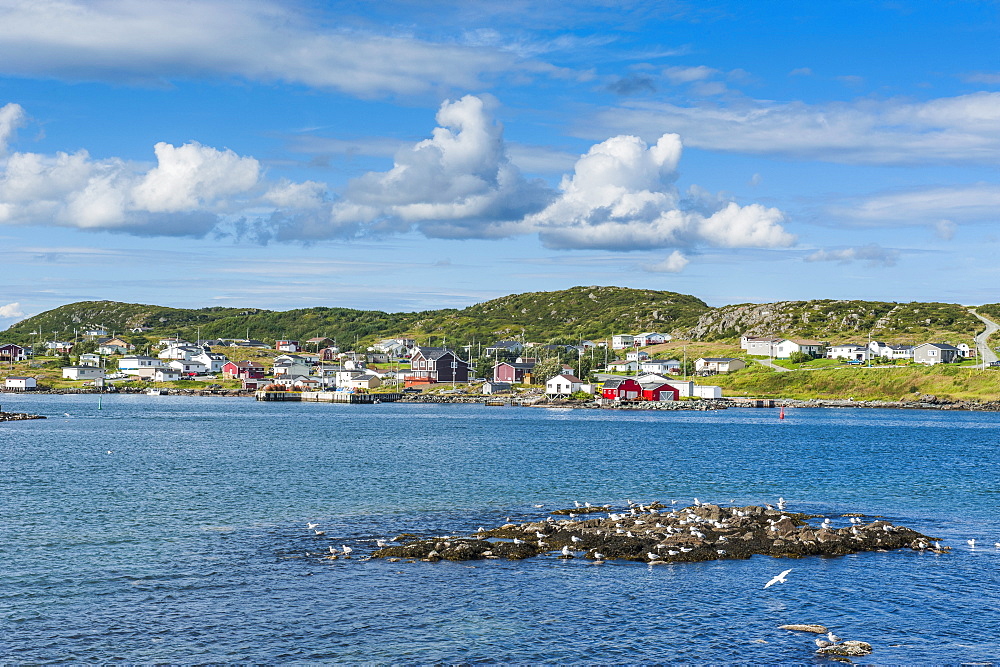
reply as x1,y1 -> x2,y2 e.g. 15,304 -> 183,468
0,411 -> 46,422
368,502 -> 942,565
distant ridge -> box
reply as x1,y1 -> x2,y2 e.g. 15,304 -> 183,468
1,288 -> 990,348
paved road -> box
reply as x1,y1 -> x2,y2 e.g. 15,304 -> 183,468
968,309 -> 1000,368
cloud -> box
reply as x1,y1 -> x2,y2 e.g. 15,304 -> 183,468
606,74 -> 656,96
935,219 -> 956,240
831,184 -> 1000,226
0,136 -> 270,236
0,301 -> 24,318
805,244 -> 899,267
593,92 -> 1000,165
0,102 -> 25,155
287,94 -> 551,241
520,133 -> 794,251
961,72 -> 1000,85
663,65 -> 717,84
0,0 -> 548,97
647,250 -> 689,273
789,67 -> 813,77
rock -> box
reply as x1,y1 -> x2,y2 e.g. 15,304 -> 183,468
779,624 -> 828,634
817,641 -> 873,657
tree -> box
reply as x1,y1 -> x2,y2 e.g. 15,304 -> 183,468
530,357 -> 563,384
788,351 -> 812,364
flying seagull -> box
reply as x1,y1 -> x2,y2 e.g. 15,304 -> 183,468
763,569 -> 793,589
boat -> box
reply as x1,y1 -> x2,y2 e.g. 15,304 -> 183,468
146,388 -> 165,396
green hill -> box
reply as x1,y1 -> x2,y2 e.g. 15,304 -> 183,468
1,289 -> 988,351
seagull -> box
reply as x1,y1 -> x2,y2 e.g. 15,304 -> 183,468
313,529 -> 325,536
571,536 -> 582,543
306,523 -> 319,530
574,501 -> 581,508
63,413 -> 71,417
477,526 -> 485,533
341,545 -> 353,555
535,531 -> 546,539
763,568 -> 792,589
646,552 -> 660,561
513,538 -> 525,545
827,632 -> 842,643
593,552 -> 605,560
328,546 -> 338,555
533,504 -> 543,508
815,638 -> 833,649
106,450 -> 113,455
995,542 -> 1000,549
376,539 -> 388,548
693,497 -> 701,506
561,545 -> 572,556
968,539 -> 976,548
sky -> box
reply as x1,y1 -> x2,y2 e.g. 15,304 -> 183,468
1,0 -> 1000,329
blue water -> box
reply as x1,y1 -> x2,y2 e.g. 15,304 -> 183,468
1,394 -> 998,663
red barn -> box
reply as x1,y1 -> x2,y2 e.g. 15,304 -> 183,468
222,360 -> 265,379
640,381 -> 679,401
601,378 -> 642,400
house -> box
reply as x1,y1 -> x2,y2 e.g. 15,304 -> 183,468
158,345 -> 204,361
639,380 -> 679,402
4,376 -> 37,391
342,373 -> 382,390
272,361 -> 312,377
741,336 -> 784,356
78,353 -> 101,367
168,359 -> 208,375
772,339 -> 826,359
625,350 -> 650,362
612,334 -> 635,350
305,337 -> 334,349
408,347 -> 471,383
694,358 -> 747,374
276,340 -> 301,353
119,355 -> 165,373
868,341 -> 914,360
366,352 -> 389,364
607,360 -> 638,373
241,378 -> 265,391
222,360 -> 265,379
482,381 -> 511,395
96,337 -> 133,355
635,332 -> 670,346
130,326 -> 153,333
153,367 -> 182,382
827,344 -> 870,361
545,374 -> 589,396
276,375 -> 322,390
0,343 -> 27,361
320,347 -> 341,361
83,328 -> 107,338
956,343 -> 973,358
494,361 -> 535,383
639,359 -> 681,375
192,351 -> 229,373
601,377 -> 642,400
62,366 -> 106,381
693,385 -> 723,398
46,341 -> 75,354
912,343 -> 961,365
158,337 -> 191,348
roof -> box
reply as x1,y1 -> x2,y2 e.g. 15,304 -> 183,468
550,373 -> 583,383
699,357 -> 742,362
497,361 -> 535,370
788,339 -> 825,345
916,342 -> 960,350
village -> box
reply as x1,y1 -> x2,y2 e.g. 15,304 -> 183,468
0,326 -> 985,404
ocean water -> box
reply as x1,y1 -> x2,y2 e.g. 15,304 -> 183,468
1,393 -> 998,664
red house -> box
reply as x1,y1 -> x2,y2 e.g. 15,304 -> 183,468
601,378 -> 642,400
0,343 -> 27,362
222,360 -> 265,379
276,340 -> 301,352
640,381 -> 679,401
493,361 -> 535,383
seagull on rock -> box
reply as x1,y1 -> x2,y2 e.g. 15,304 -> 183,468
763,569 -> 792,589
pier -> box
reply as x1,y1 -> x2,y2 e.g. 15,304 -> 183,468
255,390 -> 403,403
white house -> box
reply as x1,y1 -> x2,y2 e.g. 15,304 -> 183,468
741,337 -> 784,356
545,373 -> 590,396
273,362 -> 312,377
639,359 -> 681,375
611,334 -> 635,350
956,343 -> 973,358
342,373 -> 382,390
868,341 -> 914,360
78,353 -> 102,367
4,376 -> 37,391
168,359 -> 208,375
827,344 -> 870,361
119,355 -> 165,373
635,332 -> 670,346
62,366 -> 106,381
158,345 -> 203,361
193,351 -> 229,373
607,360 -> 638,373
625,350 -> 650,362
773,339 -> 826,359
153,367 -> 182,382
695,358 -> 747,374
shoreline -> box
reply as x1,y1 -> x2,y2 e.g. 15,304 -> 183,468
4,389 -> 1000,412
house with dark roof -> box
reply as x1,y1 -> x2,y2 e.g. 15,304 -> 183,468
493,361 -> 535,383
912,343 -> 961,365
408,346 -> 471,383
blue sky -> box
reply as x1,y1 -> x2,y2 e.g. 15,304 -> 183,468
2,0 -> 999,328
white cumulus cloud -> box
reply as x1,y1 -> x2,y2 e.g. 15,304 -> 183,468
0,301 -> 24,318
521,133 -> 794,252
647,250 -> 690,273
0,102 -> 24,155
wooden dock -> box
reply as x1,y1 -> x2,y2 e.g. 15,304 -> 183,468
255,390 -> 403,403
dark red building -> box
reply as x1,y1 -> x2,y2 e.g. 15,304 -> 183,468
601,378 -> 642,400
408,346 -> 471,383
